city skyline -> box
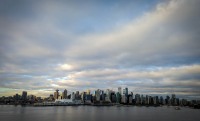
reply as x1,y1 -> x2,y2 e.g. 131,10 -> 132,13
0,0 -> 200,99
1,87 -> 199,108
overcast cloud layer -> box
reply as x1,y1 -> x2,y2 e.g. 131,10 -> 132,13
0,0 -> 200,99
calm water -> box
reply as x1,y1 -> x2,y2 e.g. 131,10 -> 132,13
0,105 -> 199,121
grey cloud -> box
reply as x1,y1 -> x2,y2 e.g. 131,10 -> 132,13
0,0 -> 200,98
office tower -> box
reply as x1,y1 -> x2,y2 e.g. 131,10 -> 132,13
101,90 -> 105,101
22,91 -> 27,101
118,87 -> 122,95
95,89 -> 101,101
145,95 -> 148,105
14,93 -> 20,101
81,92 -> 86,101
121,95 -> 127,103
49,94 -> 54,101
123,87 -> 128,96
135,94 -> 140,105
54,89 -> 59,100
110,92 -> 116,103
116,92 -> 121,103
62,89 -> 67,99
140,95 -> 143,104
75,91 -> 79,100
105,89 -> 111,102
171,94 -> 176,105
87,90 -> 91,95
153,96 -> 159,105
71,92 -> 75,100
106,89 -> 111,101
165,95 -> 170,105
128,95 -> 133,104
176,98 -> 179,105
181,99 -> 187,106
159,96 -> 163,105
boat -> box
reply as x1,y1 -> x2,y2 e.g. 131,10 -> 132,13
175,106 -> 181,110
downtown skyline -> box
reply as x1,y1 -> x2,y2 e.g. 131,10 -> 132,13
0,0 -> 200,99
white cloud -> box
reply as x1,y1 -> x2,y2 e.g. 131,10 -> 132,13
0,0 -> 200,98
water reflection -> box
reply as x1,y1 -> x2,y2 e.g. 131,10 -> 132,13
0,105 -> 199,121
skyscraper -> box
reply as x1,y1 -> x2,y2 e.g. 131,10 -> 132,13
171,94 -> 176,105
118,87 -> 122,95
54,89 -> 59,100
95,89 -> 101,101
135,94 -> 140,105
75,91 -> 79,100
123,87 -> 128,96
62,89 -> 67,99
87,90 -> 91,95
22,91 -> 27,101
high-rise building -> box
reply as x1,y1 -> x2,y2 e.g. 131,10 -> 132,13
116,92 -> 121,103
123,88 -> 128,96
159,96 -> 163,105
71,92 -> 75,100
118,87 -> 122,95
95,89 -> 101,101
165,95 -> 170,105
110,92 -> 116,103
87,90 -> 91,95
81,92 -> 86,102
14,93 -> 20,101
141,95 -> 145,104
62,89 -> 67,99
22,91 -> 27,101
153,96 -> 159,105
171,94 -> 176,105
54,89 -> 59,99
106,89 -> 111,101
128,95 -> 133,104
101,90 -> 105,101
75,91 -> 79,100
135,94 -> 140,105
121,95 -> 127,103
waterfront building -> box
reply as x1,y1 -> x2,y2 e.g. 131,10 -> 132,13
171,94 -> 176,105
54,89 -> 59,100
118,87 -> 122,95
62,89 -> 68,99
22,91 -> 27,101
180,99 -> 188,106
141,95 -> 145,105
128,95 -> 133,104
123,88 -> 128,96
111,92 -> 116,103
135,94 -> 140,105
85,94 -> 92,101
101,90 -> 105,101
116,92 -> 121,103
86,90 -> 91,95
106,89 -> 111,101
95,89 -> 101,101
159,96 -> 164,105
75,91 -> 80,100
145,95 -> 149,105
153,96 -> 159,105
81,92 -> 86,102
71,92 -> 75,100
105,96 -> 111,102
121,95 -> 127,103
13,93 -> 20,101
165,95 -> 170,105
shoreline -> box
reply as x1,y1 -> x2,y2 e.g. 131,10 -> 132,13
1,103 -> 199,109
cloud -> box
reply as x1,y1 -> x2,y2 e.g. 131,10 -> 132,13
0,0 -> 200,99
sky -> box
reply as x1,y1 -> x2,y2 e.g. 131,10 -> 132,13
0,0 -> 200,99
